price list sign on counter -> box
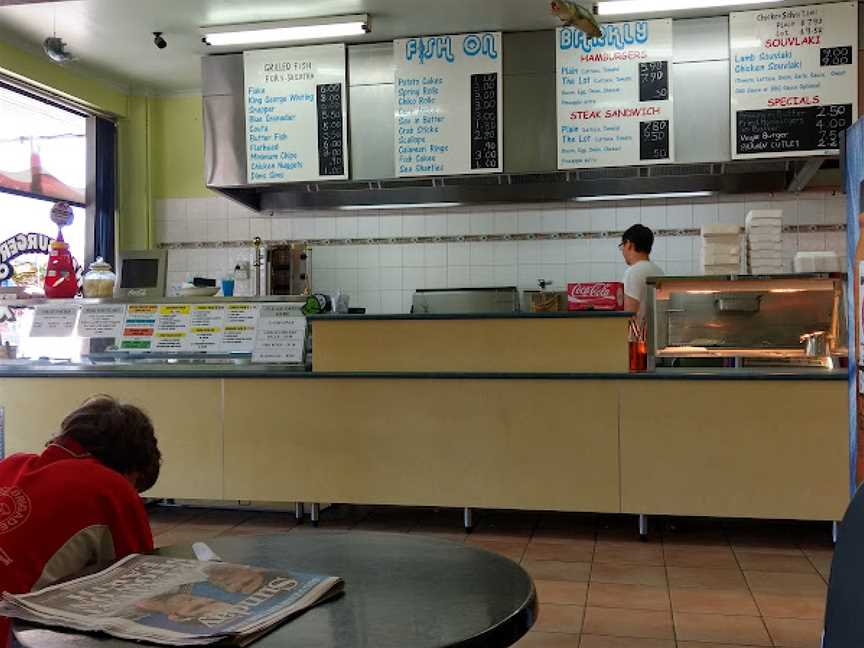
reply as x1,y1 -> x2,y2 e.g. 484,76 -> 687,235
730,2 -> 857,158
252,304 -> 306,364
189,304 -> 226,354
394,33 -> 503,177
244,44 -> 348,183
556,20 -> 674,169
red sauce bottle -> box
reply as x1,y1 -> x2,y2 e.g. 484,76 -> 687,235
44,239 -> 78,298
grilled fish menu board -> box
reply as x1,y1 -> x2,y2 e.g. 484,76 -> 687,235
557,20 -> 674,169
394,33 -> 503,177
730,2 -> 858,159
244,44 -> 348,183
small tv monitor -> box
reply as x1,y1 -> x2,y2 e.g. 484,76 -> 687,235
115,250 -> 167,298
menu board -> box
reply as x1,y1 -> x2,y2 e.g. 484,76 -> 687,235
153,305 -> 190,352
30,305 -> 79,338
189,304 -> 226,354
223,304 -> 259,354
730,2 -> 858,159
394,33 -> 503,177
77,304 -> 126,339
120,304 -> 157,352
244,44 -> 348,183
557,20 -> 674,169
252,304 -> 306,364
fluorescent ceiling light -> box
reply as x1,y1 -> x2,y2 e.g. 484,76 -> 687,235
202,15 -> 369,47
573,191 -> 715,202
338,202 -> 462,211
597,0 -> 782,16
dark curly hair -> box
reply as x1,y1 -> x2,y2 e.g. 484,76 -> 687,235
56,395 -> 161,492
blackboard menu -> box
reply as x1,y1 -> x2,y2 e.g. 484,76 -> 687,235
736,104 -> 853,155
470,73 -> 499,170
640,120 -> 670,160
316,83 -> 345,177
730,2 -> 857,159
394,32 -> 503,177
244,44 -> 349,183
557,19 -> 674,169
638,62 -> 669,102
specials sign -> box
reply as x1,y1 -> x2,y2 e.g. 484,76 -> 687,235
556,19 -> 674,169
730,2 -> 858,158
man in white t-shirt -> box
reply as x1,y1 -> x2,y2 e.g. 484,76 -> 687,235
620,224 -> 664,322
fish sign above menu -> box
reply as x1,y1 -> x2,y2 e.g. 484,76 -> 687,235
244,44 -> 348,183
557,20 -> 674,169
730,2 -> 858,159
394,33 -> 503,177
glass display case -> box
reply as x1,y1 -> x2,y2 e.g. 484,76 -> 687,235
646,273 -> 847,369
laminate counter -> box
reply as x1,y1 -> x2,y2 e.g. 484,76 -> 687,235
0,369 -> 848,522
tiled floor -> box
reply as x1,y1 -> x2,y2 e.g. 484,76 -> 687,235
148,505 -> 833,648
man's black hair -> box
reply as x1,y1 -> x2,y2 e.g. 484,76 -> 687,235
621,224 -> 654,254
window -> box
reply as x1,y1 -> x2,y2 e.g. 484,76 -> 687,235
0,83 -> 87,277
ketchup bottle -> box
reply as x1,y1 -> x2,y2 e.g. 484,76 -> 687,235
44,236 -> 78,298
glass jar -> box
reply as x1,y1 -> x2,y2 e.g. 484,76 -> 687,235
83,257 -> 116,298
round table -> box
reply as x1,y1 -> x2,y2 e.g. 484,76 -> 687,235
12,531 -> 537,648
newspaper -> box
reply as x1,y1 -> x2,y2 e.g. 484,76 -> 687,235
0,554 -> 343,645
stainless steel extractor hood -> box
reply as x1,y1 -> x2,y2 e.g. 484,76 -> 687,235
202,19 -> 839,213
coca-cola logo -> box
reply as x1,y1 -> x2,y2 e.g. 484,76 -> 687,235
571,284 -> 613,298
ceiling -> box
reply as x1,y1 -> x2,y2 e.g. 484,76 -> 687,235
0,0 -> 849,94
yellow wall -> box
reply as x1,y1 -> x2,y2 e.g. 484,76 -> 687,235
150,95 -> 212,200
0,42 -> 213,250
0,40 -> 128,117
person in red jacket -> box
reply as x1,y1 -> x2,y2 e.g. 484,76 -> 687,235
0,395 -> 161,647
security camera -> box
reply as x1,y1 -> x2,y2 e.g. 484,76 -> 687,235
153,32 -> 167,49
43,36 -> 75,64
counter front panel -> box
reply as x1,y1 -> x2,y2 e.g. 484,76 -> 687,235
311,314 -> 631,373
0,379 -> 224,501
620,380 -> 849,521
222,378 -> 621,512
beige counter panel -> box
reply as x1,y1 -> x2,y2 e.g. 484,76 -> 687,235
0,379 -> 223,500
312,318 -> 630,373
620,381 -> 849,521
223,379 -> 621,512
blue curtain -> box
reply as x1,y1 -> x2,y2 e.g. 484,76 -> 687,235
844,120 -> 864,495
93,117 -> 116,266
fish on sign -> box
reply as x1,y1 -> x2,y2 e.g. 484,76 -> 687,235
551,0 -> 602,39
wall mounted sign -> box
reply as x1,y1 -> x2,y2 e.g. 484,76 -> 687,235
394,32 -> 503,177
556,19 -> 674,169
244,44 -> 348,183
730,1 -> 858,158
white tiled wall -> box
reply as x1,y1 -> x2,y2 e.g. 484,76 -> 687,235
157,191 -> 848,313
